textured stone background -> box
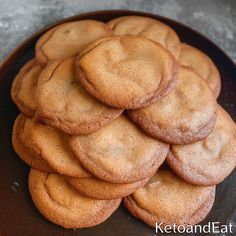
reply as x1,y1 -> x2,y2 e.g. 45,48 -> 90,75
0,0 -> 235,63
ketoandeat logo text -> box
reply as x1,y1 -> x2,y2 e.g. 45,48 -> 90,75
155,222 -> 233,234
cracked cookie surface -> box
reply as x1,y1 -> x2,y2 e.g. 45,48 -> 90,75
76,35 -> 178,109
29,168 -> 121,228
36,57 -> 123,135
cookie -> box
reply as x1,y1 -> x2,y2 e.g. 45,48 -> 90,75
76,35 -> 178,109
11,59 -> 42,117
69,116 -> 169,184
16,114 -> 90,178
12,114 -> 54,172
128,66 -> 217,144
36,58 -> 123,135
107,16 -> 181,58
36,20 -> 112,65
179,43 -> 221,97
167,106 -> 236,185
29,168 -> 121,228
123,169 -> 215,228
66,176 -> 150,200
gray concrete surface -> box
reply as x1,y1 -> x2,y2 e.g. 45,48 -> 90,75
0,0 -> 235,63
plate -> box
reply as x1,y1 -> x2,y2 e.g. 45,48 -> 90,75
0,10 -> 236,236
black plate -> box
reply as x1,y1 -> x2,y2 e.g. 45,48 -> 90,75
0,10 -> 236,236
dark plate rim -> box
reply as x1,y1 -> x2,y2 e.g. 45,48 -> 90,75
0,9 -> 236,73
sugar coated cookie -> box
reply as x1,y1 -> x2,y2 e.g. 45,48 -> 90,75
69,116 -> 169,183
123,169 -> 215,227
29,168 -> 121,228
108,16 -> 180,58
36,58 -> 123,135
16,115 -> 90,178
179,43 -> 221,97
167,106 -> 236,185
36,20 -> 112,64
76,36 -> 178,109
128,66 -> 217,144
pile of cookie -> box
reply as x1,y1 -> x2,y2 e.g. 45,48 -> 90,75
11,16 -> 236,229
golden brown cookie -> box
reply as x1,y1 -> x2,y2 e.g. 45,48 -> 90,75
123,169 -> 215,228
11,59 -> 42,117
167,106 -> 236,185
66,176 -> 150,200
128,66 -> 217,144
36,20 -> 112,64
36,58 -> 123,135
12,114 -> 54,172
15,114 -> 90,178
69,116 -> 169,184
76,35 -> 178,109
29,168 -> 121,228
179,43 -> 221,97
107,16 -> 181,58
